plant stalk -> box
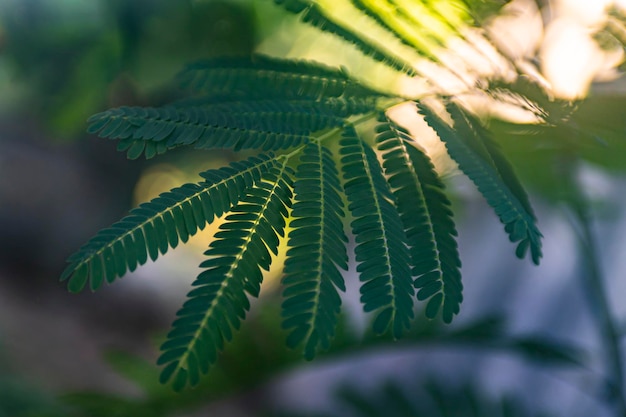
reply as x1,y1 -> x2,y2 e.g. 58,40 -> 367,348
569,188 -> 626,417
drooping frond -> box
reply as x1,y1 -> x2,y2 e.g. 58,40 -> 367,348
418,101 -> 542,264
157,162 -> 294,390
282,140 -> 348,359
340,125 -> 414,337
274,0 -> 418,76
178,54 -> 384,99
375,113 -> 462,323
446,102 -> 536,219
445,102 -> 542,263
60,154 -> 278,293
87,98 -> 380,159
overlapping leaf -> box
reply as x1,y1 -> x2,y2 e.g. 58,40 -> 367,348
418,101 -> 542,264
340,125 -> 414,337
157,162 -> 294,390
60,154 -> 278,292
375,114 -> 462,323
282,140 -> 348,359
178,54 -> 383,99
87,98 -> 374,159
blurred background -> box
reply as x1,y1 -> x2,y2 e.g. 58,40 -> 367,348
1,0 -> 626,416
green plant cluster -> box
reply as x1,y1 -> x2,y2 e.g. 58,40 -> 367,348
61,0 -> 594,391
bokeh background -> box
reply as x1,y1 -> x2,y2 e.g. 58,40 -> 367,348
2,0 -> 626,416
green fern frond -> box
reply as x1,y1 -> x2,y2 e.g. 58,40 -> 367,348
340,125 -> 414,338
446,102 -> 536,219
282,140 -> 348,359
418,101 -> 542,264
88,98 -> 379,159
178,54 -> 383,99
274,0 -> 418,76
87,105 -> 308,158
157,162 -> 294,390
375,113 -> 462,323
60,154 -> 278,293
445,102 -> 542,263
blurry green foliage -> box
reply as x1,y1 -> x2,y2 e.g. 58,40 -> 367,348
0,0 -> 256,137
0,367 -> 69,417
491,94 -> 626,201
61,296 -> 584,416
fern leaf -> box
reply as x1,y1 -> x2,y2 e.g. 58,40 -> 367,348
447,102 -> 537,219
375,114 -> 462,323
177,54 -> 383,99
60,154 -> 279,292
445,102 -> 542,263
87,106 -> 305,158
180,98 -> 378,130
158,162 -> 294,390
418,102 -> 542,264
274,0 -> 418,76
282,140 -> 348,359
340,125 -> 414,337
88,98 -> 379,158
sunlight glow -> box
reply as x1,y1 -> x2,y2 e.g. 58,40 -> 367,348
554,0 -> 613,27
541,0 -> 624,99
488,0 -> 544,60
133,163 -> 223,254
542,18 -> 608,99
387,102 -> 459,177
133,163 -> 186,204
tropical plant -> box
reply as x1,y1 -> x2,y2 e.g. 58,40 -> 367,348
59,0 -> 625,392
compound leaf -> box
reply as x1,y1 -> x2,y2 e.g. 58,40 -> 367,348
178,54 -> 382,99
157,162 -> 294,389
282,140 -> 348,359
340,125 -> 414,338
61,154 -> 279,292
418,101 -> 542,265
375,113 -> 462,323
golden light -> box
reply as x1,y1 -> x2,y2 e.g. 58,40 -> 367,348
540,17 -> 605,100
386,102 -> 459,178
554,0 -> 613,26
133,163 -> 187,204
539,0 -> 624,100
487,0 -> 544,60
132,163 -> 223,267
